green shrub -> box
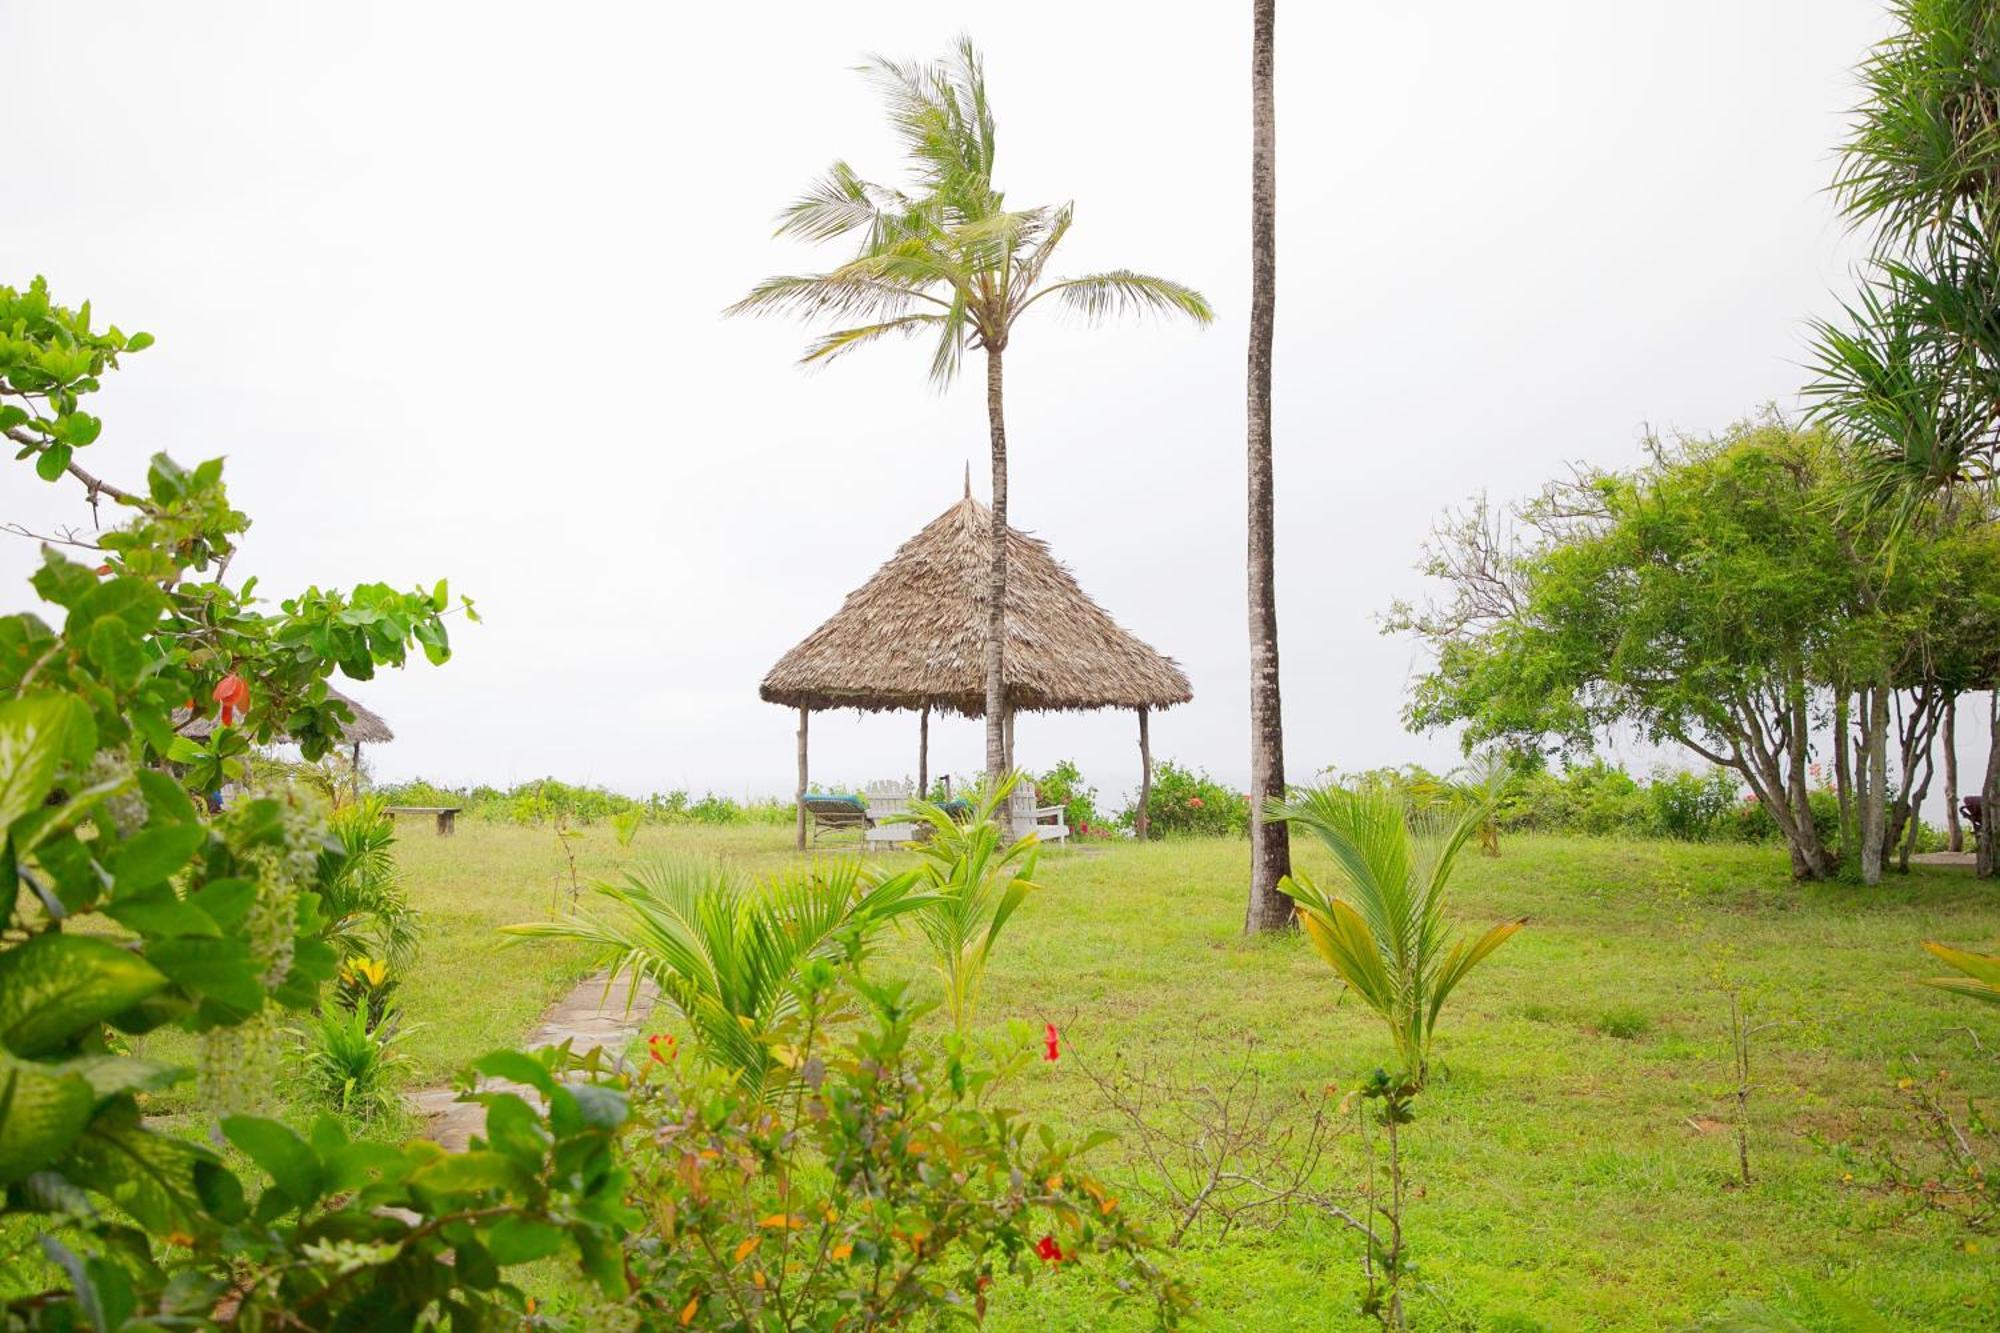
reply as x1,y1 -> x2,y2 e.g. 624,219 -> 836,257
1034,758 -> 1102,833
297,999 -> 411,1120
1122,759 -> 1251,838
1645,767 -> 1742,841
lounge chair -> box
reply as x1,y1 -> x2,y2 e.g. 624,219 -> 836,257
802,792 -> 868,845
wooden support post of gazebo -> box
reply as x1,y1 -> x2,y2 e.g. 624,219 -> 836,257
917,705 -> 929,799
794,705 -> 810,852
1136,706 -> 1151,840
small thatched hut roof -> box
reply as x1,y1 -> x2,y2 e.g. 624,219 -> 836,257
761,495 -> 1192,716
178,684 -> 395,745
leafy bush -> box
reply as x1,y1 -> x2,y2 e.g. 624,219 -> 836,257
1123,759 -> 1251,838
619,975 -> 1189,1327
1035,757 -> 1103,833
1645,767 -> 1743,841
296,996 -> 411,1120
317,796 -> 421,966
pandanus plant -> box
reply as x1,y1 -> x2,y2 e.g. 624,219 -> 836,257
505,858 -> 930,1101
1267,776 -> 1524,1085
898,772 -> 1043,1034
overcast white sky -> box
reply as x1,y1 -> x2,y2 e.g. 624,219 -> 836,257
4,2 -> 1923,807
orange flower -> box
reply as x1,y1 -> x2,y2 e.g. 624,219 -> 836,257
211,673 -> 250,726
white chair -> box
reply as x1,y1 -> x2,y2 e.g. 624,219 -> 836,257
863,780 -> 917,848
1005,784 -> 1069,845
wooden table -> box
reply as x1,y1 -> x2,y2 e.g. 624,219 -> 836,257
384,804 -> 463,836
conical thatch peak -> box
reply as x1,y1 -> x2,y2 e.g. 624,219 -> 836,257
761,495 -> 1192,717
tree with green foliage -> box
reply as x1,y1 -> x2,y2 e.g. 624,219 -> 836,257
0,277 -> 657,1326
1807,0 -> 2000,875
1390,417 -> 2000,882
730,38 -> 1213,795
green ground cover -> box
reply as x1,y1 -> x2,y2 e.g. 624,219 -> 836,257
139,824 -> 2000,1328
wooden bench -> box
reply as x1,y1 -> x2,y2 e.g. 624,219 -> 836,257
384,805 -> 463,836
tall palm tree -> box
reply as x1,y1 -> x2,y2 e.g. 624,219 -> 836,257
730,39 -> 1213,791
1244,0 -> 1293,931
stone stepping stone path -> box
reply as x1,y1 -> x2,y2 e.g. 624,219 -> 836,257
406,971 -> 660,1150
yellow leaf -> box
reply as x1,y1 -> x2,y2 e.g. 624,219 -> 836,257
1044,1174 -> 1063,1191
679,1297 -> 700,1326
733,1236 -> 761,1263
830,1243 -> 854,1261
1100,1197 -> 1118,1215
758,1213 -> 807,1230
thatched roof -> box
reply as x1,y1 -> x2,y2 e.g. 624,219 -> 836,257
178,685 -> 395,745
762,495 -> 1192,716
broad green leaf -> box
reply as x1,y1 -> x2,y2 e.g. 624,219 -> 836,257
102,889 -> 220,939
484,1216 -> 565,1266
470,1049 -> 557,1097
145,937 -> 264,1015
107,824 -> 205,895
43,1054 -> 185,1101
0,1051 -> 95,1182
66,1102 -> 212,1232
221,1116 -> 323,1209
0,694 -> 93,832
408,1149 -> 523,1197
0,934 -> 168,1057
85,617 -> 144,689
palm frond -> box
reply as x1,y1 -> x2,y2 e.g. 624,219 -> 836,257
1020,270 -> 1215,327
800,313 -> 946,367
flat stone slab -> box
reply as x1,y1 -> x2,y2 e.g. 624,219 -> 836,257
1910,851 -> 1976,869
408,971 -> 660,1151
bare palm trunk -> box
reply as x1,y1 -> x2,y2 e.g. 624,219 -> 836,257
1833,688 -> 1854,867
1245,0 -> 1293,933
984,346 -> 1010,809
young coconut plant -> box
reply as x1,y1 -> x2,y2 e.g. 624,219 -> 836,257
505,857 -> 931,1100
1266,770 -> 1523,1329
898,772 -> 1043,1035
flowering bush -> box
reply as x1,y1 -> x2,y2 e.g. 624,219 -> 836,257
1122,760 -> 1251,838
615,975 -> 1187,1328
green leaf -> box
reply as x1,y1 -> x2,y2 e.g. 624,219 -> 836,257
408,1149 -> 523,1197
0,1050 -> 95,1183
102,889 -> 220,939
221,1116 -> 324,1210
484,1216 -> 566,1266
84,617 -> 145,689
0,694 -> 94,832
470,1049 -> 557,1097
108,824 -> 206,896
43,1054 -> 185,1101
145,937 -> 264,1015
34,442 -> 71,481
0,934 -> 168,1057
66,1101 -> 213,1232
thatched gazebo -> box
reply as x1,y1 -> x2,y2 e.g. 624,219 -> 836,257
762,488 -> 1192,847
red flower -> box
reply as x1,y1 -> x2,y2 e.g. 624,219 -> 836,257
211,673 -> 250,727
1187,796 -> 1204,809
1035,1235 -> 1063,1263
1043,1022 -> 1060,1063
648,1033 -> 678,1065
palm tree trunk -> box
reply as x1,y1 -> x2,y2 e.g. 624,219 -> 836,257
1833,688 -> 1854,868
1944,692 -> 1961,852
983,346 -> 1010,809
1244,0 -> 1293,933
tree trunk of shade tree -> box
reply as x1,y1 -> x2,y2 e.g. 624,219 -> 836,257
1859,682 -> 1890,886
983,347 -> 1010,806
1979,691 -> 2000,878
1943,693 -> 1961,852
1136,706 -> 1152,840
1244,0 -> 1293,933
1833,689 -> 1855,868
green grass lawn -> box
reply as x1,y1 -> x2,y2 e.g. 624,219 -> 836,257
203,823 -> 2000,1328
